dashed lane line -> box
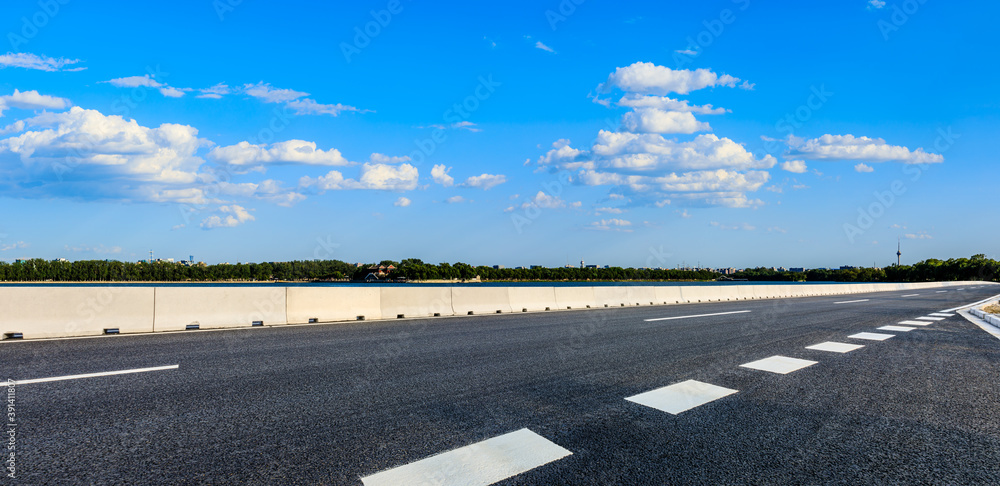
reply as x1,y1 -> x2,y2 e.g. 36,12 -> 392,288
834,299 -> 870,304
806,342 -> 864,353
848,332 -> 895,341
644,310 -> 751,322
739,356 -> 817,374
626,380 -> 738,415
13,365 -> 179,385
878,325 -> 916,332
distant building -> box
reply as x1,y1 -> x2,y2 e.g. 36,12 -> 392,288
585,264 -> 598,269
493,265 -> 505,269
840,265 -> 857,270
514,266 -> 526,270
530,265 -> 543,269
790,268 -> 805,273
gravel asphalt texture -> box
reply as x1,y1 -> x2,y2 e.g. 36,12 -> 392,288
4,285 -> 1000,485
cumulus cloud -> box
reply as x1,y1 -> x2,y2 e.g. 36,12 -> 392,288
854,163 -> 874,173
446,195 -> 466,204
621,108 -> 711,134
617,94 -> 727,115
200,205 -> 255,229
521,191 -> 565,209
785,134 -> 944,164
868,0 -> 886,9
599,62 -> 748,95
242,82 -> 366,117
197,83 -> 231,99
586,219 -> 633,232
0,89 -> 71,116
159,86 -> 186,98
431,164 -> 454,187
0,52 -> 83,72
781,160 -> 808,173
462,173 -> 506,190
535,41 -> 556,53
209,140 -> 349,167
300,163 -> 419,192
286,98 -> 364,116
243,82 -> 308,103
394,196 -> 411,207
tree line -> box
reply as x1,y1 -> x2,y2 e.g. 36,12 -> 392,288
0,255 -> 995,283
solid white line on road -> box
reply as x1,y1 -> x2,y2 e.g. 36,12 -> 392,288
879,325 -> 916,332
901,294 -> 920,297
930,313 -> 955,317
361,428 -> 571,486
14,365 -> 179,385
834,299 -> 870,304
899,320 -> 932,326
806,342 -> 864,353
739,355 -> 817,374
626,380 -> 737,415
940,292 -> 1000,313
644,310 -> 751,322
849,332 -> 895,341
917,316 -> 944,321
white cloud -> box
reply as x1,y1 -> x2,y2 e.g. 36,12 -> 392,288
674,49 -> 698,56
904,232 -> 932,240
394,196 -> 411,207
868,0 -> 886,9
0,241 -> 29,251
64,244 -> 122,254
159,87 -> 186,98
209,140 -> 349,166
595,207 -> 625,215
300,163 -> 419,192
286,98 -> 364,116
535,41 -> 556,53
617,94 -> 727,115
369,153 -> 411,164
0,120 -> 25,136
710,221 -> 756,231
104,75 -> 163,88
676,209 -> 691,218
0,52 -> 83,72
431,164 -> 454,187
781,160 -> 808,173
242,82 -> 308,103
574,131 -> 776,172
462,173 -> 506,190
521,191 -> 565,209
0,89 -> 71,116
200,205 -> 255,229
419,121 -> 481,132
854,163 -> 874,173
197,83 -> 231,99
599,62 -> 748,95
785,134 -> 944,164
446,195 -> 466,204
621,108 -> 711,134
214,179 -> 306,207
586,219 -> 632,232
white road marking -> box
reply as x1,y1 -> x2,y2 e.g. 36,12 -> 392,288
739,355 -> 817,374
935,291 -> 948,293
940,292 -> 1000,313
957,288 -> 966,291
917,316 -> 944,321
626,380 -> 737,415
14,365 -> 179,385
806,342 -> 864,353
899,320 -> 931,326
878,325 -> 916,332
644,310 -> 751,322
929,313 -> 955,317
361,428 -> 571,486
834,299 -> 870,304
901,294 -> 920,297
848,332 -> 895,341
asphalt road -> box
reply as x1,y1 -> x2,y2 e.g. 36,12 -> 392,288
4,285 -> 1000,485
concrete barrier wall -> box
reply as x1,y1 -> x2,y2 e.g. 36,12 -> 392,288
654,286 -> 684,304
286,287 -> 382,323
626,286 -> 658,306
0,287 -> 154,339
554,287 -> 596,310
508,287 -> 557,312
593,286 -> 629,307
451,287 -> 513,315
379,287 -> 453,318
3,281 -> 996,340
153,287 -> 286,331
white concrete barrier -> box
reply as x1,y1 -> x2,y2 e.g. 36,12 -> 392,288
654,286 -> 685,304
508,287 -> 558,312
681,286 -> 733,303
626,286 -> 658,306
452,287 -> 514,315
554,287 -> 596,310
380,287 -> 454,318
593,286 -> 629,307
0,286 -> 154,339
286,287 -> 382,323
153,286 -> 286,331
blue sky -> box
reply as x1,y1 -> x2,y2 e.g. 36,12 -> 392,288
0,0 -> 997,269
